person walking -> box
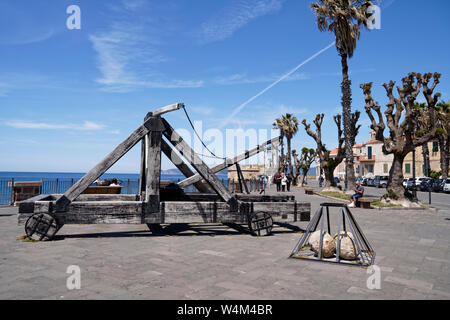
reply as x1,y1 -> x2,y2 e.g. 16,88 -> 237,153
281,173 -> 287,192
273,171 -> 282,192
319,175 -> 324,188
286,174 -> 292,192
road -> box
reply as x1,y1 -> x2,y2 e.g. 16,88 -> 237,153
301,180 -> 450,212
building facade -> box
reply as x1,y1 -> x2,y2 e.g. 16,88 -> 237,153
316,131 -> 444,179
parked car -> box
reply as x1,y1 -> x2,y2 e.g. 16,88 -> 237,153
432,179 -> 444,192
443,179 -> 450,193
362,178 -> 369,186
367,178 -> 375,187
415,177 -> 427,187
403,179 -> 408,188
419,178 -> 433,191
374,175 -> 389,188
406,178 -> 415,190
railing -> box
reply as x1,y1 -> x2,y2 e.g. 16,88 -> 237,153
0,177 -> 233,205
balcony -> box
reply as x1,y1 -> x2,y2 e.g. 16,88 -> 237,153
358,155 -> 376,162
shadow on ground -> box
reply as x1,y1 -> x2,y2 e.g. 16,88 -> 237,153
53,223 -> 304,240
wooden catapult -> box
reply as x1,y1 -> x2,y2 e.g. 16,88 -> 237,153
18,103 -> 310,240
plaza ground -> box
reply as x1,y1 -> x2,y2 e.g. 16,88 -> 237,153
0,185 -> 449,300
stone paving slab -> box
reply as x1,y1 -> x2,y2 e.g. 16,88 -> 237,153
0,186 -> 449,300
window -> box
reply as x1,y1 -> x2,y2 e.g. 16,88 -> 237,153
368,146 -> 372,160
368,165 -> 374,173
383,164 -> 388,173
405,163 -> 411,174
432,141 -> 439,153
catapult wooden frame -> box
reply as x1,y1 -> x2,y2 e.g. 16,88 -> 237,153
18,103 -> 310,239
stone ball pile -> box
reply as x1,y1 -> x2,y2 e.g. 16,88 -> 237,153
307,230 -> 358,260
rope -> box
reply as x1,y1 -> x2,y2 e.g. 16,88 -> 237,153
182,106 -> 227,160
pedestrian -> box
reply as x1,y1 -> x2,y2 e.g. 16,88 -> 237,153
319,175 -> 324,188
273,171 -> 282,192
281,173 -> 287,192
286,174 -> 292,192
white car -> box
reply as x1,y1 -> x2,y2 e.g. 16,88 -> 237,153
415,177 -> 427,186
443,179 -> 450,193
403,179 -> 408,188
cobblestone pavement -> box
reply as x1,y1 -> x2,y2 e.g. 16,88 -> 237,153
0,186 -> 449,300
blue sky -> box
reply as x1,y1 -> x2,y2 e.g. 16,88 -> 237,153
1,0 -> 449,173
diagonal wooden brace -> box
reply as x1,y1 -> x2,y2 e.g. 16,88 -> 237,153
162,118 -> 238,211
161,139 -> 211,193
177,136 -> 281,189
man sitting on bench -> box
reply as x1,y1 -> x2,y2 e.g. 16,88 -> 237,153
348,181 -> 364,208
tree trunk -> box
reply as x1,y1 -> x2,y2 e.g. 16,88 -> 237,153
279,136 -> 285,172
387,153 -> 406,200
422,143 -> 430,177
340,53 -> 356,191
300,169 -> 307,187
287,137 -> 292,176
323,164 -> 337,188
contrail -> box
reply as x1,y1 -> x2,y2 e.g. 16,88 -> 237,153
219,41 -> 336,129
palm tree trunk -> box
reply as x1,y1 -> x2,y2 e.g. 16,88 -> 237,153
340,53 -> 356,191
279,135 -> 285,172
287,137 -> 292,176
422,143 -> 430,177
439,135 -> 449,179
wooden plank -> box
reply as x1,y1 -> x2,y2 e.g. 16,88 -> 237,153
146,202 -> 244,224
145,117 -> 163,213
152,103 -> 184,117
178,136 -> 281,188
18,199 -> 310,225
161,139 -> 211,193
54,121 -> 151,212
162,118 -> 238,210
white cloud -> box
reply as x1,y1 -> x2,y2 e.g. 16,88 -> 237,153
89,3 -> 203,92
198,0 -> 284,44
6,120 -> 106,131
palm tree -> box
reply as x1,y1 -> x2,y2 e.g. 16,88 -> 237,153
310,0 -> 373,191
415,103 -> 431,176
273,117 -> 286,172
281,114 -> 299,177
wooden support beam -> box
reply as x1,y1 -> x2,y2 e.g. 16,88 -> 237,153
161,139 -> 211,193
139,138 -> 146,197
177,137 -> 281,189
54,118 -> 155,212
162,118 -> 238,210
145,116 -> 164,214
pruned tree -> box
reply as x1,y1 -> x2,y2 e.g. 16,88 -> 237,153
299,147 -> 316,187
302,114 -> 345,189
361,72 -> 442,203
436,101 -> 450,178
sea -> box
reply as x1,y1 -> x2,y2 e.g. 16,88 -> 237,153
0,171 -> 228,205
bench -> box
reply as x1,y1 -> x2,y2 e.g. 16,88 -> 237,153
356,198 -> 372,209
304,188 -> 314,195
